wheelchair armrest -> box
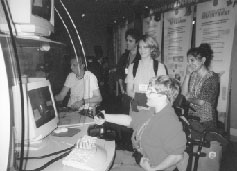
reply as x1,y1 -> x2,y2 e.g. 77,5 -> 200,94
186,115 -> 200,121
187,138 -> 211,148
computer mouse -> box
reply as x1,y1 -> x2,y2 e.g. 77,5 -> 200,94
54,127 -> 68,134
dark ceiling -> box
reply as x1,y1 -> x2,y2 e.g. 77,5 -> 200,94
56,0 -> 136,24
56,0 -> 171,25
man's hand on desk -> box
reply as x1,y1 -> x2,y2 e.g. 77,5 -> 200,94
71,100 -> 84,110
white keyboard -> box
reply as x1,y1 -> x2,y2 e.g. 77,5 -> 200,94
62,146 -> 107,171
63,147 -> 96,171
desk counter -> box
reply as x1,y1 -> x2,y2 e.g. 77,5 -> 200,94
22,112 -> 115,171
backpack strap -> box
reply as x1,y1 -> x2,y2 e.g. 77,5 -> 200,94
153,60 -> 159,76
133,59 -> 159,78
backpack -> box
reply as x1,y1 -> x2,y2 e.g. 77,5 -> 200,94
132,59 -> 159,78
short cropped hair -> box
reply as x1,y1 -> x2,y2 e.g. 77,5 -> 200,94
149,75 -> 180,104
71,56 -> 85,65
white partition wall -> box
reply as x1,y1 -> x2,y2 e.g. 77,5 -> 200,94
0,40 -> 11,171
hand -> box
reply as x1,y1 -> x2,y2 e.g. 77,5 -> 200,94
76,135 -> 97,149
140,157 -> 153,171
186,93 -> 192,100
71,100 -> 84,110
94,110 -> 106,125
186,64 -> 195,75
218,71 -> 225,78
186,93 -> 195,102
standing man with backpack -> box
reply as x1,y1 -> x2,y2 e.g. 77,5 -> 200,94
116,28 -> 141,114
126,35 -> 167,112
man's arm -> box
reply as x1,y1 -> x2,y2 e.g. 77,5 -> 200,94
84,88 -> 102,104
71,88 -> 102,109
126,63 -> 135,98
118,79 -> 125,94
54,86 -> 70,102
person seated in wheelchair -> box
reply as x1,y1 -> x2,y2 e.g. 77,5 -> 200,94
182,43 -> 219,132
95,75 -> 187,171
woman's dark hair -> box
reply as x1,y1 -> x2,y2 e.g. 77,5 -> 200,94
125,28 -> 140,43
187,43 -> 213,68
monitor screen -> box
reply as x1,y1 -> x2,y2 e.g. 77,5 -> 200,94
0,0 -> 54,36
12,78 -> 58,144
32,0 -> 51,21
28,85 -> 56,128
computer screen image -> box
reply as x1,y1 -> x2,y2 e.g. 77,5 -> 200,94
28,86 -> 55,128
12,79 -> 58,148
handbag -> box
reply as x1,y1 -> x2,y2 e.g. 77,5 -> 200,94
121,94 -> 132,114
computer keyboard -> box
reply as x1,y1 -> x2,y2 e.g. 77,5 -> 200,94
62,147 -> 96,171
62,145 -> 107,171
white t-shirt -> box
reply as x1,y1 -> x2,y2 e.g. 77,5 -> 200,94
64,71 -> 99,107
126,60 -> 167,93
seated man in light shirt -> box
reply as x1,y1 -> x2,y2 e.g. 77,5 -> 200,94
55,56 -> 102,110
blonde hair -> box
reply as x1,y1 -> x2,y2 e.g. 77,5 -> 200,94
149,75 -> 180,104
139,35 -> 160,60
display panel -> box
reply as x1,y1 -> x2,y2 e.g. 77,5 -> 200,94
12,78 -> 58,145
28,85 -> 56,128
32,0 -> 52,21
0,0 -> 54,36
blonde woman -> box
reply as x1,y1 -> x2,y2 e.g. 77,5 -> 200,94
126,35 -> 167,111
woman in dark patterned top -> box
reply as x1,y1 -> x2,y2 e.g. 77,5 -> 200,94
182,43 -> 219,130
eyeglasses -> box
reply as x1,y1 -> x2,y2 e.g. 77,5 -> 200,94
146,87 -> 165,97
146,87 -> 157,95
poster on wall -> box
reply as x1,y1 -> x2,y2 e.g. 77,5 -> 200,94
143,14 -> 163,61
164,7 -> 193,82
196,0 -> 235,114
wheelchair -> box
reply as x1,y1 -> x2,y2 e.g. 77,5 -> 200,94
173,94 -> 228,171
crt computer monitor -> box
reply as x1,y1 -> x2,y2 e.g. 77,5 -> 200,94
0,0 -> 55,36
12,78 -> 58,149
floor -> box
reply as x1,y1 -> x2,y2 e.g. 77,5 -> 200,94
220,141 -> 237,171
102,94 -> 237,171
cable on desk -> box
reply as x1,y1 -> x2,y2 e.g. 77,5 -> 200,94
19,144 -> 75,160
22,149 -> 72,171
